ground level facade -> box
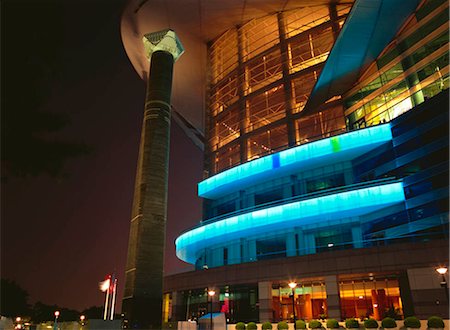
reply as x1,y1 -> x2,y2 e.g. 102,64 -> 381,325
164,240 -> 448,322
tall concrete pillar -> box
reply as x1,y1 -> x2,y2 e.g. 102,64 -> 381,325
324,275 -> 341,319
122,30 -> 184,330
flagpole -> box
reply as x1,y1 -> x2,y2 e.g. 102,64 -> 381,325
103,276 -> 111,320
103,288 -> 110,320
110,278 -> 118,320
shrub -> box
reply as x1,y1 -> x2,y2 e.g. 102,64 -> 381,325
381,318 -> 397,329
364,319 -> 379,329
278,322 -> 289,330
236,322 -> 246,330
248,322 -> 257,330
296,320 -> 307,329
327,319 -> 339,329
404,317 -> 420,329
309,320 -> 323,329
263,322 -> 273,330
345,319 -> 359,329
427,316 -> 444,329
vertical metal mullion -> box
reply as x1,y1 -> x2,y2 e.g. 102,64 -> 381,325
237,26 -> 248,163
278,12 -> 296,147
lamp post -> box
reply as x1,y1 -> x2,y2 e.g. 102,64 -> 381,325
54,311 -> 60,330
15,317 -> 22,330
208,290 -> 216,330
436,267 -> 448,301
80,315 -> 86,328
288,282 -> 297,325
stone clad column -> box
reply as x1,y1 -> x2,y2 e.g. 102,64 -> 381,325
324,275 -> 341,319
258,281 -> 274,322
122,30 -> 184,330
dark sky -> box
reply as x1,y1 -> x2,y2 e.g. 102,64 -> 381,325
2,0 -> 203,312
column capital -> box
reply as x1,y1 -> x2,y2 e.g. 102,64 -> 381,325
143,29 -> 184,62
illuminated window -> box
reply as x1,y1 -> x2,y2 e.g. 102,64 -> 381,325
295,106 -> 345,145
247,124 -> 288,160
339,277 -> 402,320
291,70 -> 321,113
246,85 -> 286,132
210,29 -> 238,84
344,1 -> 449,129
210,105 -> 240,151
210,73 -> 239,116
241,15 -> 279,62
214,143 -> 241,173
244,49 -> 283,95
272,282 -> 327,321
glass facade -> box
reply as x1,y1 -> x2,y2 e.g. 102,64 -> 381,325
339,276 -> 402,320
344,0 -> 449,130
170,0 -> 449,324
272,282 -> 327,321
178,285 -> 259,323
207,4 -> 352,174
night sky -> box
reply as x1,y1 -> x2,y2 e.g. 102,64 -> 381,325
2,0 -> 203,312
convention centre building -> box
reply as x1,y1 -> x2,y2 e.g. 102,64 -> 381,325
120,0 -> 449,322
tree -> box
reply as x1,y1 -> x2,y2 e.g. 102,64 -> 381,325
0,278 -> 31,317
31,302 -> 58,324
81,306 -> 104,319
31,302 -> 80,323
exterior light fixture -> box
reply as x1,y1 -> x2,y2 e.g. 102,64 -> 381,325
288,282 -> 297,324
436,267 -> 448,275
436,266 -> 448,301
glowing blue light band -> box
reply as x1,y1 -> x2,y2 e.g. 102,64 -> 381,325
177,181 -> 405,263
198,124 -> 392,199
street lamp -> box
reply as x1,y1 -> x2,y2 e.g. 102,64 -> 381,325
288,282 -> 297,325
14,317 -> 22,330
54,311 -> 60,330
436,267 -> 448,301
208,289 -> 216,330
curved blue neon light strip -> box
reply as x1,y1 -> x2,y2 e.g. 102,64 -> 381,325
198,124 -> 392,199
177,181 -> 405,263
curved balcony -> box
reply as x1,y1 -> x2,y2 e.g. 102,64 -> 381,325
198,124 -> 392,199
176,180 -> 405,264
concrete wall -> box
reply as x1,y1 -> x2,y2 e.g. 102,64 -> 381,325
407,267 -> 449,318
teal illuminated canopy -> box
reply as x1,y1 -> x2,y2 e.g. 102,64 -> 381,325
177,181 -> 405,264
198,124 -> 392,199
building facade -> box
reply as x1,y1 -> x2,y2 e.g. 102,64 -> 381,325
169,0 -> 449,322
120,0 -> 449,324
